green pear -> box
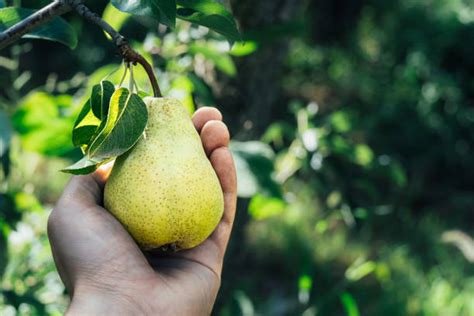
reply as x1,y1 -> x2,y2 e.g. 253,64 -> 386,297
104,97 -> 224,250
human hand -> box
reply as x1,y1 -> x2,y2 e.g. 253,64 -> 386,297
47,108 -> 237,316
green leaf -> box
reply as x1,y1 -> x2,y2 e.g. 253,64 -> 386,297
102,3 -> 131,33
72,100 -> 101,148
177,0 -> 240,42
345,259 -> 377,281
248,194 -> 285,220
0,7 -> 78,49
330,110 -> 352,133
62,156 -> 104,175
169,75 -> 195,114
88,88 -> 147,160
187,73 -> 215,106
230,141 -> 280,198
14,192 -> 42,213
137,91 -> 150,99
12,92 -> 75,156
353,144 -> 374,166
90,80 -> 115,119
111,0 -> 177,28
189,43 -> 236,76
340,293 -> 360,316
230,41 -> 258,57
298,275 -> 313,291
389,161 -> 407,187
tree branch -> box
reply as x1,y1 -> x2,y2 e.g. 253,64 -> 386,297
70,2 -> 162,97
0,0 -> 73,50
0,0 -> 162,97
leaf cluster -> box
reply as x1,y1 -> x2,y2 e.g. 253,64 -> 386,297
0,0 -> 240,49
63,81 -> 148,174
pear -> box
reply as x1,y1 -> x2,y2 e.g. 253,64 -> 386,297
104,97 -> 224,250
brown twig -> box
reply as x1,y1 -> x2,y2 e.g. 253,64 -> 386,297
0,0 -> 162,97
119,45 -> 162,98
70,2 -> 162,97
0,0 -> 74,50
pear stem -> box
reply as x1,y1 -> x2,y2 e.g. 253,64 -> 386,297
118,63 -> 129,87
119,45 -> 162,97
71,2 -> 162,97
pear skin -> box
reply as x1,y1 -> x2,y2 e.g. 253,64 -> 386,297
104,97 -> 224,250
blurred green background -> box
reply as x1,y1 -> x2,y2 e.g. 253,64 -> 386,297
1,0 -> 474,315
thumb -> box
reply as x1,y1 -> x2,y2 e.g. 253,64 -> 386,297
60,162 -> 113,207
90,161 -> 114,188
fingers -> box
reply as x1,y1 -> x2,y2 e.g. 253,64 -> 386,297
192,107 -> 230,157
58,175 -> 102,207
59,161 -> 114,208
156,107 -> 236,275
200,121 -> 230,156
209,147 -> 237,198
192,107 -> 222,132
174,146 -> 237,274
192,107 -> 237,249
209,147 -> 237,248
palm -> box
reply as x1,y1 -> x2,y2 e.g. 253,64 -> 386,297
48,108 -> 237,315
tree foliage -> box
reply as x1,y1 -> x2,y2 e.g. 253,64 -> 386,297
0,0 -> 473,315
